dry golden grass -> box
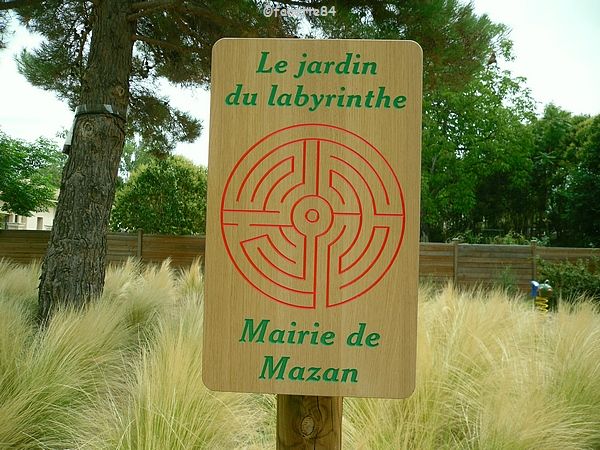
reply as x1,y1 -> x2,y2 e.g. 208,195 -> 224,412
0,260 -> 598,449
343,284 -> 600,449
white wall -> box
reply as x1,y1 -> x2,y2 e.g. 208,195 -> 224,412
1,201 -> 56,230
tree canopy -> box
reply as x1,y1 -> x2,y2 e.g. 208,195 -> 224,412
0,130 -> 64,215
9,0 -> 295,154
111,155 -> 208,235
421,63 -> 536,241
307,0 -> 540,242
545,111 -> 600,246
312,0 -> 508,92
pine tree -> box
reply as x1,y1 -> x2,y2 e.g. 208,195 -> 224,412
0,0 -> 293,322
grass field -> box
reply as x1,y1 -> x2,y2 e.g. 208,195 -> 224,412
0,259 -> 599,449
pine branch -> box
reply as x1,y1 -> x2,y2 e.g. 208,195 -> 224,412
128,1 -> 179,21
128,1 -> 228,29
132,33 -> 186,52
177,4 -> 231,28
130,0 -> 175,12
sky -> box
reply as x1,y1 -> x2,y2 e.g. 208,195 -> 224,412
1,0 -> 599,168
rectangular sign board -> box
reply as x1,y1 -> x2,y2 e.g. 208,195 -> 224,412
203,38 -> 422,399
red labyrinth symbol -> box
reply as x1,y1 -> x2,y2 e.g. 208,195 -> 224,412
221,123 -> 406,309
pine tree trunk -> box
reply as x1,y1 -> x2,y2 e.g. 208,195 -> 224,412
38,0 -> 135,323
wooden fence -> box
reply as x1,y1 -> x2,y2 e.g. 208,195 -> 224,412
420,239 -> 598,291
1,230 -> 597,291
0,230 -> 205,267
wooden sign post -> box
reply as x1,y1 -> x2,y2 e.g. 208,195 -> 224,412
204,39 -> 422,447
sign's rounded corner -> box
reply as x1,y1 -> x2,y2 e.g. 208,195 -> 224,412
212,38 -> 232,55
404,40 -> 423,59
201,370 -> 221,393
403,378 -> 417,399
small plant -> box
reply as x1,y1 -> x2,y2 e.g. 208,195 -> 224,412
494,265 -> 519,295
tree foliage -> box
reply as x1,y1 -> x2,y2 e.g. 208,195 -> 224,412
0,10 -> 9,49
454,104 -> 599,248
567,116 -> 600,246
312,0 -> 508,92
422,65 -> 535,240
11,0 -> 294,154
117,139 -> 155,187
527,104 -> 575,235
0,130 -> 64,215
549,113 -> 600,246
111,156 -> 207,235
313,1 -> 599,247
310,0 -> 539,241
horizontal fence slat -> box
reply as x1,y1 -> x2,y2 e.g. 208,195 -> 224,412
537,248 -> 599,260
459,259 -> 531,266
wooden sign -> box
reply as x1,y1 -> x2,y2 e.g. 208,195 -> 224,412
203,39 -> 422,399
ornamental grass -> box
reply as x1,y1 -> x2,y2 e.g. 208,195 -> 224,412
0,259 -> 598,449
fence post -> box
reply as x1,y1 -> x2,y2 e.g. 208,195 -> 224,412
136,229 -> 143,259
452,238 -> 460,286
531,238 -> 537,281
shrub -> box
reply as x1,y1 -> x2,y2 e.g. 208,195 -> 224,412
453,231 -> 548,246
538,257 -> 600,304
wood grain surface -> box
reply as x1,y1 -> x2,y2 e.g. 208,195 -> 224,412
203,38 -> 422,398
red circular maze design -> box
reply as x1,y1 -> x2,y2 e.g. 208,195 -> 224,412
221,124 -> 406,309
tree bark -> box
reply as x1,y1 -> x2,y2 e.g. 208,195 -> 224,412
38,0 -> 135,323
